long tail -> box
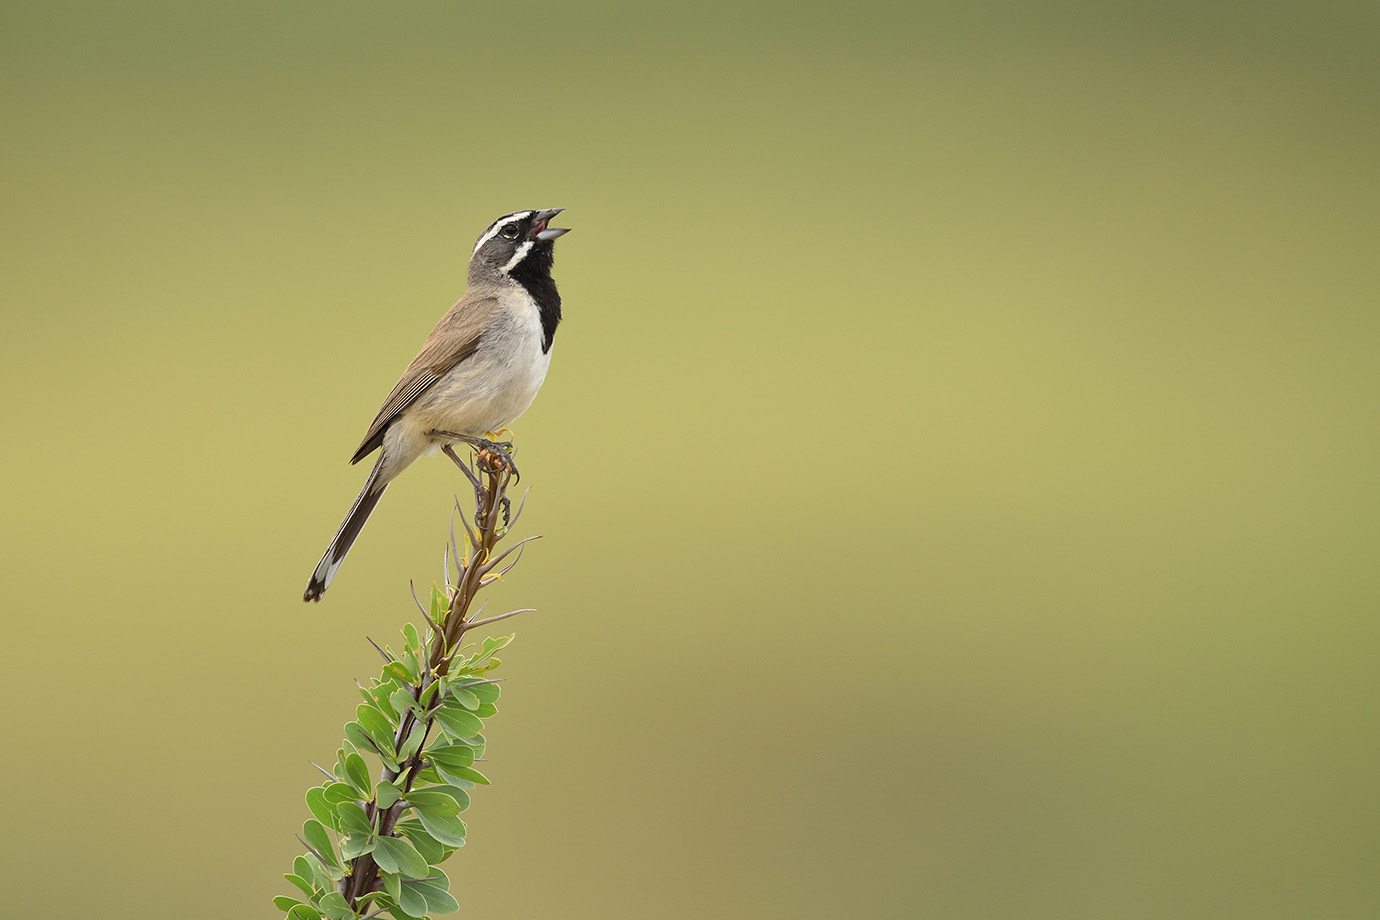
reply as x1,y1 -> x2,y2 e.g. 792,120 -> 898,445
304,458 -> 389,602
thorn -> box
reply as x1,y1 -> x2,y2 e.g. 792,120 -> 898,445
309,761 -> 336,782
481,535 -> 542,573
452,495 -> 480,555
461,600 -> 488,629
295,834 -> 329,868
449,506 -> 462,578
366,637 -> 391,662
450,677 -> 505,688
409,581 -> 443,633
482,542 -> 529,582
507,487 -> 533,527
465,608 -> 535,629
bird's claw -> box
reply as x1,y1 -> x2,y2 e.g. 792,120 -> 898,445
475,495 -> 512,531
470,439 -> 516,530
473,438 -> 520,482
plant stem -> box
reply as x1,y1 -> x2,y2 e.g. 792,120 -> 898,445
343,455 -> 514,909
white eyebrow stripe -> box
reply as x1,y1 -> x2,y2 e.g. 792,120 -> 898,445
472,210 -> 534,255
501,240 -> 533,272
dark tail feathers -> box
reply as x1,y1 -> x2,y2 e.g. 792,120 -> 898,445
304,460 -> 388,602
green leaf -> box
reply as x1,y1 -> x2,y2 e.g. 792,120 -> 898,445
336,802 -> 372,838
397,721 -> 427,762
383,661 -> 413,683
397,879 -> 428,918
418,680 -> 440,709
482,634 -> 513,654
433,784 -> 472,811
411,805 -> 466,849
406,789 -> 461,816
322,783 -> 359,805
465,681 -> 501,704
293,856 -> 320,889
429,586 -> 448,628
390,687 -> 417,718
276,896 -> 326,919
303,852 -> 340,885
283,873 -> 315,899
305,787 -> 336,829
372,679 -> 402,718
397,821 -> 450,865
383,866 -> 402,903
345,722 -> 381,760
404,621 -> 422,651
353,707 -> 400,762
433,730 -> 485,763
317,892 -> 353,920
345,721 -> 399,772
373,835 -> 430,879
344,753 -> 371,798
444,765 -> 491,785
454,637 -> 510,673
433,702 -> 483,739
449,688 -> 480,710
376,780 -> 402,809
356,891 -> 388,910
415,808 -> 467,847
475,702 -> 497,718
432,768 -> 474,789
401,648 -> 422,685
339,838 -> 372,866
425,743 -> 475,772
454,734 -> 485,762
357,701 -> 397,737
409,878 -> 460,914
302,819 -> 339,868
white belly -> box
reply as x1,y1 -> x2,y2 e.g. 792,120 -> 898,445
395,292 -> 553,453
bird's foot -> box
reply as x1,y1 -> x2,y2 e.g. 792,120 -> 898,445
473,438 -> 519,481
472,438 -> 516,529
474,488 -> 512,531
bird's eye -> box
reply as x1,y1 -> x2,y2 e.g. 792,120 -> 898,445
500,224 -> 520,240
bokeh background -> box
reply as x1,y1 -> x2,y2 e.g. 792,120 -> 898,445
2,2 -> 1377,917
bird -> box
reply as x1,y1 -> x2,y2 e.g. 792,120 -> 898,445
303,208 -> 570,602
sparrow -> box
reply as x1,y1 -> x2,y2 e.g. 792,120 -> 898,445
303,208 -> 570,602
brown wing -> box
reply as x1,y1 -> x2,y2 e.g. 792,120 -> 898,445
348,295 -> 494,464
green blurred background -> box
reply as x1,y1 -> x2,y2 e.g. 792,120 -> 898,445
2,1 -> 1377,917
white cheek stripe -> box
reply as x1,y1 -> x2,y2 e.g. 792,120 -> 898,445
501,240 -> 533,272
472,210 -> 534,255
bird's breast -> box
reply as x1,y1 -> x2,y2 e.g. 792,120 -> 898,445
411,290 -> 553,437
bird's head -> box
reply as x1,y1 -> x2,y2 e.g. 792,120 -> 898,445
469,208 -> 570,282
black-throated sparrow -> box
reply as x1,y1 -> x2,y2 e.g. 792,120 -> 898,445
304,208 -> 570,602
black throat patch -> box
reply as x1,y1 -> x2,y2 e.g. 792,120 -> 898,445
509,241 -> 562,352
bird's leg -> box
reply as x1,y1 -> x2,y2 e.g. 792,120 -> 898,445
474,439 -> 519,479
441,444 -> 485,491
432,431 -> 516,525
441,444 -> 489,527
427,429 -> 521,481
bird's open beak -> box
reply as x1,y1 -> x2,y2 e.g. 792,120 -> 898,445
532,208 -> 570,241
